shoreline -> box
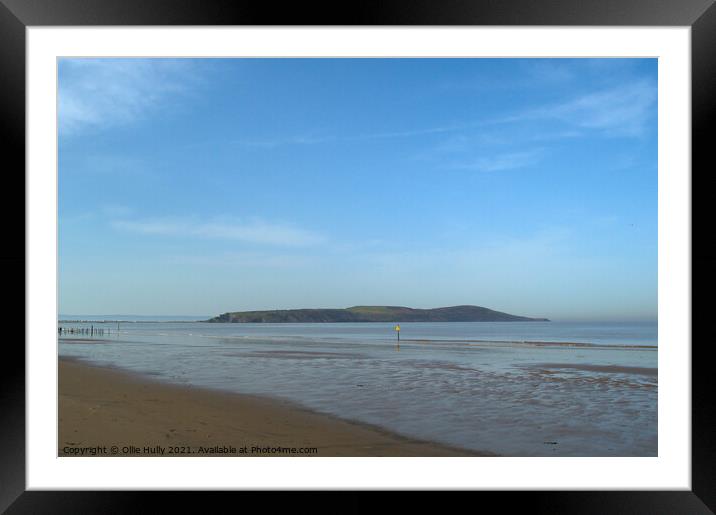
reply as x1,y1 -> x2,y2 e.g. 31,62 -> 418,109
59,357 -> 491,457
59,335 -> 657,350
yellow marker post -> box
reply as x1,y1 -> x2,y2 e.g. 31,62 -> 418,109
394,324 -> 401,342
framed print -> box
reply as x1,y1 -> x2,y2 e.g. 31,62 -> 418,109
2,0 -> 714,512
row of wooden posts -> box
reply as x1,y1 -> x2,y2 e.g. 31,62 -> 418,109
58,326 -> 114,336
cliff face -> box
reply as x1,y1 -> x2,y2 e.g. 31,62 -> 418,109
206,305 -> 549,323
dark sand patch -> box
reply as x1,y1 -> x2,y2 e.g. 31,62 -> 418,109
530,363 -> 657,377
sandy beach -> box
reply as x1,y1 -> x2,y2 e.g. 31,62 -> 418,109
59,358 -> 486,457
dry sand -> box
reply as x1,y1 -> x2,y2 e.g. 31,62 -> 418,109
59,358 -> 488,457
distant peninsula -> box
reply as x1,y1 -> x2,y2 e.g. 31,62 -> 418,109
205,305 -> 549,323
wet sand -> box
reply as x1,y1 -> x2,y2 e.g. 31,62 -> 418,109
531,363 -> 658,377
59,358 -> 488,457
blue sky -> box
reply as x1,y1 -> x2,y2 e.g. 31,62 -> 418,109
58,58 -> 657,320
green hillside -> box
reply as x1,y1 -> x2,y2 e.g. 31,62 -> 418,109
206,305 -> 548,323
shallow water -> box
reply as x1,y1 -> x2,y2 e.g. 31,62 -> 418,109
59,321 -> 657,456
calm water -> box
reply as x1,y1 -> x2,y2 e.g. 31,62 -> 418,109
59,320 -> 657,456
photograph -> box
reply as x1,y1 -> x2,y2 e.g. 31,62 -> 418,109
57,57 -> 658,458
3,0 -> 709,506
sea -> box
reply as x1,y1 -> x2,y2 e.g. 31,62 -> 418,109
58,319 -> 657,456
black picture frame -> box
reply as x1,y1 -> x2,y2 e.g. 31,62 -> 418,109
2,0 -> 713,512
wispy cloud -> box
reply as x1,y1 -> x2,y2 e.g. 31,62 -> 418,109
59,58 -> 197,135
351,227 -> 573,273
351,125 -> 461,141
234,79 -> 654,154
111,216 -> 324,247
233,123 -> 464,149
375,79 -> 656,142
504,79 -> 657,137
169,251 -> 314,268
235,135 -> 333,149
449,150 -> 543,172
550,80 -> 656,136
